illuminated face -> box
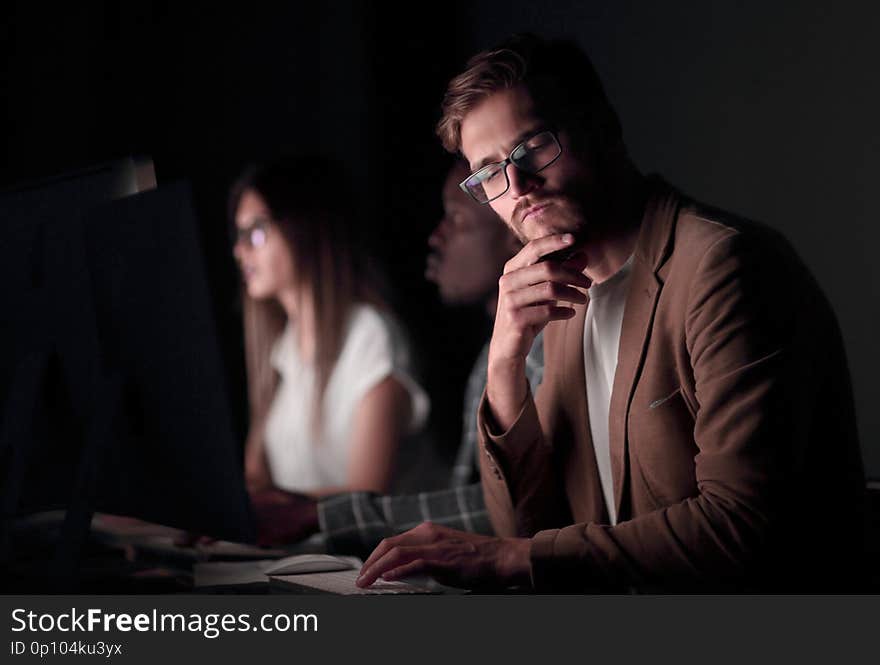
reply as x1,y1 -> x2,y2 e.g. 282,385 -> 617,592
426,165 -> 516,305
459,84 -> 600,245
233,188 -> 295,301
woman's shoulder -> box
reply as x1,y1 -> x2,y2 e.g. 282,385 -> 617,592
335,302 -> 429,431
346,302 -> 387,333
343,303 -> 408,354
328,303 -> 400,394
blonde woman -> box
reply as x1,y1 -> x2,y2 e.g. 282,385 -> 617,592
229,157 -> 428,501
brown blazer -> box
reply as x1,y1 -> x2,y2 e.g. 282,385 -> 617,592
478,180 -> 866,591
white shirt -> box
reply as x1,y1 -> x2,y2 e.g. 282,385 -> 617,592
263,304 -> 429,493
583,255 -> 634,525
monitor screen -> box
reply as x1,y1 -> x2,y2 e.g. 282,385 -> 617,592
83,183 -> 254,542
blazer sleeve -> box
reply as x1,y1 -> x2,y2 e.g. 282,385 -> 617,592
489,231 -> 842,590
477,328 -> 572,541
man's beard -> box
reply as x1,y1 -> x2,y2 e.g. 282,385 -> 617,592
512,193 -> 592,245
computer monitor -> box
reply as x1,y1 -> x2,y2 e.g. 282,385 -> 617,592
1,156 -> 157,536
82,182 -> 255,541
0,175 -> 255,587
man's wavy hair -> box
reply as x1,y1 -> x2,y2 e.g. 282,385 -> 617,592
437,34 -> 623,158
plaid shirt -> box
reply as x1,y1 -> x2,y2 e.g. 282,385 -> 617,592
318,334 -> 544,556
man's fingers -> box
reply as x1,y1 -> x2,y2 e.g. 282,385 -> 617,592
361,522 -> 446,572
380,559 -> 463,589
499,261 -> 591,292
496,303 -> 577,331
505,233 -> 576,271
361,538 -> 395,572
379,558 -> 432,582
360,533 -> 417,572
357,545 -> 420,587
507,282 -> 588,309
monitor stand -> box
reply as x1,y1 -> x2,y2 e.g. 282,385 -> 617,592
0,352 -> 52,566
0,352 -> 121,592
51,372 -> 122,591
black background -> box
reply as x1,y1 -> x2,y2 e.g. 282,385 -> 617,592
3,1 -> 878,477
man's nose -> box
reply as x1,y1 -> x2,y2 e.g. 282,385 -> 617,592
428,217 -> 450,249
507,164 -> 539,199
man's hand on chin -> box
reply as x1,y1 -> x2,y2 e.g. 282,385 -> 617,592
355,522 -> 532,591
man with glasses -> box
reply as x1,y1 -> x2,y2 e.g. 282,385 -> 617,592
356,34 -> 865,592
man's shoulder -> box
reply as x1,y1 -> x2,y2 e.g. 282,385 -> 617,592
666,195 -> 828,329
671,198 -> 796,271
677,200 -> 761,249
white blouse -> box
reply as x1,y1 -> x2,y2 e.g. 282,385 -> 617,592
263,304 -> 429,493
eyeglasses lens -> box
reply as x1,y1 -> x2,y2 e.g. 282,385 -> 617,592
249,226 -> 267,248
463,132 -> 561,204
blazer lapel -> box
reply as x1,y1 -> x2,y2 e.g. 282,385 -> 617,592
608,260 -> 661,521
607,179 -> 681,521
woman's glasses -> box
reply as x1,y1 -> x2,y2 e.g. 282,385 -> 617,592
233,218 -> 269,249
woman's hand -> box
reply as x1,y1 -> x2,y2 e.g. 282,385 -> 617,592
244,446 -> 273,493
250,487 -> 320,546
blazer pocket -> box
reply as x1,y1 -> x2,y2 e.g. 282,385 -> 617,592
630,385 -> 698,506
648,386 -> 682,410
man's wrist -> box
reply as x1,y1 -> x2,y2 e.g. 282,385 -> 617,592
486,358 -> 529,432
500,537 -> 533,588
487,353 -> 525,381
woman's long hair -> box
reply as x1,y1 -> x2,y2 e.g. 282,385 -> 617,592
229,156 -> 384,436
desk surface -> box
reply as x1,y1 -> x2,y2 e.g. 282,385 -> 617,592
2,511 -> 325,594
3,512 -> 460,594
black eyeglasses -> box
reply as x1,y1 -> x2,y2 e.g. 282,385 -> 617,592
460,130 -> 562,204
232,218 -> 270,249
